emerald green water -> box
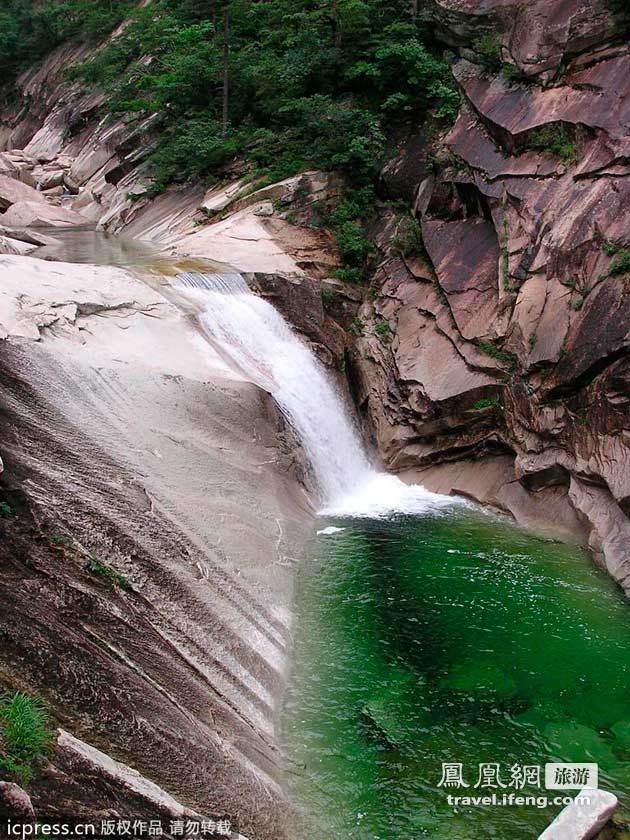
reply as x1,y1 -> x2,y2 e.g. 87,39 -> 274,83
281,509 -> 630,839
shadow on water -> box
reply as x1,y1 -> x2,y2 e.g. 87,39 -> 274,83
281,509 -> 630,839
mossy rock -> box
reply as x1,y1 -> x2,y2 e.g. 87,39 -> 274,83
515,700 -> 566,730
361,697 -> 409,747
566,692 -> 630,729
360,666 -> 427,748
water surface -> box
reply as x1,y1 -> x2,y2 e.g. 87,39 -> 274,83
33,228 -> 162,266
282,510 -> 630,838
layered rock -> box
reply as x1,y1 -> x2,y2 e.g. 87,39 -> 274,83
351,0 -> 630,587
0,255 -> 311,837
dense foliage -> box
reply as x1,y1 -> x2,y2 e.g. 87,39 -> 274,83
0,0 -> 458,278
1,0 -> 457,186
0,0 -> 135,78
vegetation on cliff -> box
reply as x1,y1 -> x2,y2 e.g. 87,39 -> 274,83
0,692 -> 53,784
0,0 -> 457,190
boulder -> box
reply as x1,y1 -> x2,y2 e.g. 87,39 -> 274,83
539,789 -> 618,840
0,225 -> 58,246
200,178 -> 253,215
0,153 -> 19,179
37,170 -> 65,191
0,782 -> 35,818
0,173 -> 46,211
0,235 -> 39,256
0,201 -> 91,229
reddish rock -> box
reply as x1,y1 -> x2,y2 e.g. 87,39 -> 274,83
0,782 -> 35,818
355,0 -> 630,592
0,173 -> 46,212
421,218 -> 500,340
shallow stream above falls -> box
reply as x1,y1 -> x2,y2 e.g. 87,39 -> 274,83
31,228 -> 233,275
281,510 -> 630,839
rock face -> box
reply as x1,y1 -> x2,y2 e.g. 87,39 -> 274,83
0,255 -> 311,838
351,0 -> 630,587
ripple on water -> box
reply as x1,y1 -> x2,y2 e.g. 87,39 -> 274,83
281,509 -> 630,840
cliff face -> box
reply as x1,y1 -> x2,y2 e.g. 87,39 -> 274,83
352,0 -> 630,590
0,255 -> 312,837
0,3 -> 627,582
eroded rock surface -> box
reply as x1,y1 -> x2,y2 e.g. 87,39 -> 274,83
0,255 -> 311,838
351,0 -> 630,584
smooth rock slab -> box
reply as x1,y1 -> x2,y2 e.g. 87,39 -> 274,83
0,235 -> 38,256
0,173 -> 46,211
538,789 -> 617,840
0,200 -> 91,229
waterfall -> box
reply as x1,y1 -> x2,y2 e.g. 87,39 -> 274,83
176,272 -> 458,517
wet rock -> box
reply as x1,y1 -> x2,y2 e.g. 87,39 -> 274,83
543,722 -> 619,766
568,478 -> 630,594
0,254 -> 311,839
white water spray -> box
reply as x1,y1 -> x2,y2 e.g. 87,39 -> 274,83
177,272 -> 458,517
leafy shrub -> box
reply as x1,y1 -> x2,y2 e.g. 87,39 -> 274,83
334,221 -> 373,266
609,249 -> 630,276
335,267 -> 364,284
472,33 -> 502,67
501,62 -> 527,85
0,692 -> 53,784
526,124 -> 577,161
86,557 -> 129,589
374,320 -> 391,337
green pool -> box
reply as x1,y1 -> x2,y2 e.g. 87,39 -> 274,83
281,508 -> 630,839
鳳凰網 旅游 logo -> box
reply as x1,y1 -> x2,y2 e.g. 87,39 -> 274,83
437,761 -> 598,809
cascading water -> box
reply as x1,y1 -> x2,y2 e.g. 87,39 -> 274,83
176,272 -> 457,516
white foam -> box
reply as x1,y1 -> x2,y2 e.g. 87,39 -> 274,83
317,526 -> 346,536
176,273 -> 458,518
320,473 -> 464,519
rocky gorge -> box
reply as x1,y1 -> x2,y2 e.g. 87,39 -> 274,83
0,0 -> 629,837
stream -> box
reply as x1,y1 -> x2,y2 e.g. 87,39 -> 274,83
179,269 -> 630,838
281,512 -> 630,838
35,232 -> 630,837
